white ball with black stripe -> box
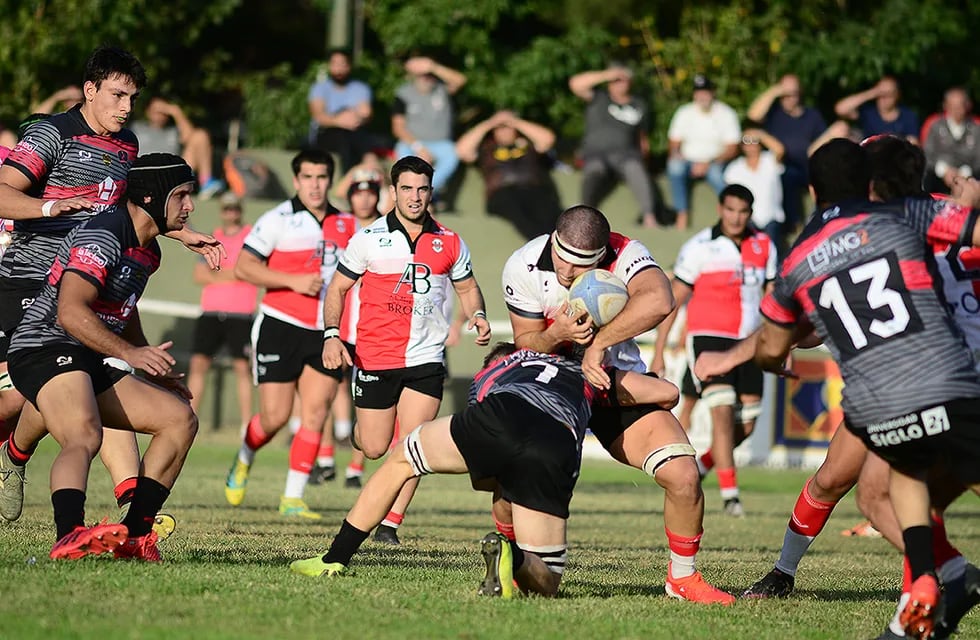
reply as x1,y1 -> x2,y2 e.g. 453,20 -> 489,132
566,269 -> 629,327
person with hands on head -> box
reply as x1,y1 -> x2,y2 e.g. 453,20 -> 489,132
32,85 -> 84,116
4,153 -> 201,561
834,76 -> 920,144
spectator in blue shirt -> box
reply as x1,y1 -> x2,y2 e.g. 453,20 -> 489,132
308,49 -> 376,173
834,76 -> 920,144
747,74 -> 826,232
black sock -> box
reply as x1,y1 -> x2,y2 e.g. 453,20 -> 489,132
322,519 -> 369,565
51,488 -> 86,540
903,525 -> 935,580
509,540 -> 525,574
122,477 -> 170,537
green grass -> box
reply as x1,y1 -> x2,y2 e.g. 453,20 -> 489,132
2,431 -> 976,639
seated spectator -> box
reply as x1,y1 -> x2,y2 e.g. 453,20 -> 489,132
747,74 -> 826,232
807,120 -> 863,157
129,97 -> 224,197
308,49 -> 376,174
921,87 -> 980,194
332,152 -> 392,213
391,56 -> 467,203
569,63 -> 662,228
32,85 -> 83,115
834,75 -> 919,144
723,128 -> 785,251
456,110 -> 561,240
186,192 -> 258,430
667,75 -> 741,230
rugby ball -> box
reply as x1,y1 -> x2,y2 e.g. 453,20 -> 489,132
567,270 -> 629,327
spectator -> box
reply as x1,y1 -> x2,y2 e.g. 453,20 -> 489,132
308,49 -> 375,174
834,75 -> 920,144
129,96 -> 225,197
332,151 -> 392,213
391,56 -> 467,203
0,127 -> 13,151
186,192 -> 258,431
747,74 -> 826,232
921,87 -> 980,194
569,63 -> 661,228
456,110 -> 561,240
667,75 -> 741,230
723,128 -> 785,251
31,85 -> 83,115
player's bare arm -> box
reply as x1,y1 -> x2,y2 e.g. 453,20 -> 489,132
57,272 -> 175,377
614,370 -> 680,409
0,167 -> 94,220
452,276 -> 491,346
510,303 -> 592,354
753,319 -> 796,374
650,277 -> 693,376
235,250 -> 323,296
164,226 -> 226,270
321,270 -> 358,369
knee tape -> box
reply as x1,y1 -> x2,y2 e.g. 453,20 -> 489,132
701,386 -> 736,408
519,543 -> 568,576
642,443 -> 697,478
0,370 -> 12,392
735,401 -> 762,423
403,425 -> 433,477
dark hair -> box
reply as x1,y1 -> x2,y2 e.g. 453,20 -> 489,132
84,46 -> 146,90
555,205 -> 610,251
808,139 -> 870,206
327,48 -> 352,62
483,342 -> 518,368
719,183 -> 754,208
390,155 -> 434,187
291,148 -> 335,178
863,135 -> 926,200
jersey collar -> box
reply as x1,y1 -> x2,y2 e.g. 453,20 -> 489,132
291,196 -> 339,225
384,209 -> 440,250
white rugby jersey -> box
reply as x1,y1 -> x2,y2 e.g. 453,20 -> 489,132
502,232 -> 660,372
337,211 -> 472,369
673,224 -> 776,339
242,197 -> 356,330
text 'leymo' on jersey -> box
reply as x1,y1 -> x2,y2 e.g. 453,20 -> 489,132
337,211 -> 472,370
673,224 -> 776,339
761,197 -> 980,427
242,197 -> 356,330
502,232 -> 660,373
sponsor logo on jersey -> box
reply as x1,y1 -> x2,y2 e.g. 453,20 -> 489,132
256,353 -> 281,363
20,297 -> 35,310
431,238 -> 443,253
117,150 -> 129,162
379,237 -> 392,247
806,229 -> 870,272
866,406 -> 950,448
821,206 -> 841,221
336,219 -> 347,233
394,262 -> 432,294
75,244 -> 109,268
78,150 -> 93,162
56,355 -> 73,366
97,176 -> 118,201
356,370 -> 379,383
623,255 -> 655,277
387,297 -> 435,317
102,153 -> 112,166
17,137 -> 37,153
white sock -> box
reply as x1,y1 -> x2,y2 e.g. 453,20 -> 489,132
283,469 -> 308,499
888,592 -> 910,636
316,456 -> 335,468
669,553 -> 697,579
720,487 -> 740,500
237,443 -> 256,466
346,465 -> 363,478
380,517 -> 401,529
335,419 -> 353,440
774,527 -> 815,577
287,416 -> 301,435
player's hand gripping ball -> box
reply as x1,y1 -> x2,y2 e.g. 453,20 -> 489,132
566,269 -> 629,327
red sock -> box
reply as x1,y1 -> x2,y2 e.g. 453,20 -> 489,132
5,434 -> 32,465
243,415 -> 274,451
317,443 -> 334,459
717,467 -> 738,498
494,515 -> 516,542
382,511 -> 404,528
902,555 -> 912,592
787,477 -> 838,537
699,450 -> 714,472
931,513 -> 962,568
665,527 -> 702,556
114,476 -> 138,507
288,427 -> 320,474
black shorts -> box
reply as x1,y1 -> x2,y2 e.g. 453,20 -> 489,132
7,344 -> 129,406
251,314 -> 342,384
681,365 -> 698,398
450,392 -> 580,519
589,374 -> 671,450
0,278 -> 41,355
848,397 -> 980,485
192,312 -> 253,359
353,362 -> 445,410
0,331 -> 9,363
686,335 -> 764,397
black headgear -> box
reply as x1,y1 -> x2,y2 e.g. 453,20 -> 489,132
127,153 -> 195,233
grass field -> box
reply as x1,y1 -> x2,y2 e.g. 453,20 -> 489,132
2,430 -> 977,640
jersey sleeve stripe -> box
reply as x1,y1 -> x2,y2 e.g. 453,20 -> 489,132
505,303 -> 544,319
759,293 -> 798,327
625,263 -> 660,284
450,270 -> 473,283
337,262 -> 362,280
242,244 -> 269,260
64,268 -> 106,291
674,273 -> 695,288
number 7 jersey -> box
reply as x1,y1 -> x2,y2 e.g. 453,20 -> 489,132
760,197 -> 980,427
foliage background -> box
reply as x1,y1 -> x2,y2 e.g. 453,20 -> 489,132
2,0 -> 980,154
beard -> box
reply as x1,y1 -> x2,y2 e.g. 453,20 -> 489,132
329,73 -> 351,86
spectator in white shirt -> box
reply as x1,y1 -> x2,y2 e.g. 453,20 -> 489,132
723,128 -> 785,252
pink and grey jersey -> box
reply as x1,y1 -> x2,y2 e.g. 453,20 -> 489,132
0,105 -> 137,282
337,211 -> 472,370
761,197 -> 980,427
469,349 -> 596,441
502,232 -> 660,372
9,208 -> 159,353
199,225 -> 257,316
673,224 -> 776,339
242,198 -> 356,330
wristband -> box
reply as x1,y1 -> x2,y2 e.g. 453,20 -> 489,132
323,327 -> 340,341
41,200 -> 55,217
472,310 -> 487,320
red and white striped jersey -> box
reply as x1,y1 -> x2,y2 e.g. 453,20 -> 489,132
337,211 -> 473,369
242,197 -> 356,330
502,232 -> 661,372
673,224 -> 776,339
338,217 -> 378,345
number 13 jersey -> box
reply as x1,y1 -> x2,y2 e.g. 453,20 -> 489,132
760,198 -> 980,426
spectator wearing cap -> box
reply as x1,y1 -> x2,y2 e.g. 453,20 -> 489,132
834,75 -> 920,144
456,110 -> 561,240
569,63 -> 662,228
186,192 -> 258,431
667,75 -> 741,230
747,74 -> 826,232
921,87 -> 980,194
723,128 -> 785,251
333,151 -> 392,213
308,49 -> 377,174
